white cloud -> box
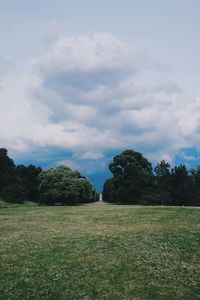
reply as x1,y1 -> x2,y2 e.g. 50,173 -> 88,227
0,56 -> 14,79
37,33 -> 154,76
1,32 -> 200,172
73,151 -> 104,160
57,159 -> 80,171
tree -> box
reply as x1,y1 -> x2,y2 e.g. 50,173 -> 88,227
188,166 -> 200,206
0,148 -> 27,203
16,165 -> 42,202
170,164 -> 191,205
1,183 -> 26,203
38,165 -> 97,205
102,178 -> 115,203
154,160 -> 172,204
154,160 -> 171,178
103,150 -> 154,204
0,148 -> 16,193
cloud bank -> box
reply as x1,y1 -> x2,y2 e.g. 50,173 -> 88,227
1,33 -> 200,182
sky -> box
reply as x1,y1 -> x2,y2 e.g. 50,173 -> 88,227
1,0 -> 200,191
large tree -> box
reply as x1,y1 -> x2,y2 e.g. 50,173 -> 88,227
38,165 -> 97,205
103,150 -> 154,204
16,165 -> 42,202
0,148 -> 16,193
0,148 -> 26,203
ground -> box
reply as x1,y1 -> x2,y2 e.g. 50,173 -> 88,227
0,202 -> 200,299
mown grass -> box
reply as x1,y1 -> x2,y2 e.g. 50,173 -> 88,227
0,202 -> 200,299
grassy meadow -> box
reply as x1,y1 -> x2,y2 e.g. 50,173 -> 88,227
0,202 -> 200,299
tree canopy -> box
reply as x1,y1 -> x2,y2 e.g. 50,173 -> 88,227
0,148 -> 16,193
38,165 -> 98,205
103,150 -> 154,204
0,148 -> 26,203
16,165 -> 42,202
0,148 -> 42,203
103,150 -> 200,206
0,148 -> 98,205
1,147 -> 200,206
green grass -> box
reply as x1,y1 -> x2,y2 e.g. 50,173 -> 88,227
0,199 -> 38,209
0,202 -> 200,299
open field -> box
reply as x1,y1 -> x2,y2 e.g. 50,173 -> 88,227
0,202 -> 200,300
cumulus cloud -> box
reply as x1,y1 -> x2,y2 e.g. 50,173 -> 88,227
0,56 -> 14,78
1,32 -> 200,177
37,33 -> 154,76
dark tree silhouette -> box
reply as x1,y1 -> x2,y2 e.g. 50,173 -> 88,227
103,150 -> 154,204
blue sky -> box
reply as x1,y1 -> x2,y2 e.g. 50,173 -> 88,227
1,0 -> 200,191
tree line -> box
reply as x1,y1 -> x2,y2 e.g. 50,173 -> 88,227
103,149 -> 200,206
1,147 -> 200,206
0,148 -> 98,205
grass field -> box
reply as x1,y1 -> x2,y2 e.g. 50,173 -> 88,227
0,202 -> 200,300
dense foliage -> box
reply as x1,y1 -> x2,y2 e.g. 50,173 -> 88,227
0,148 -> 42,203
103,150 -> 154,204
1,147 -> 200,206
38,165 -> 98,205
0,148 -> 98,205
103,150 -> 200,206
16,165 -> 42,202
